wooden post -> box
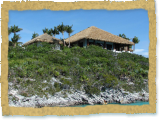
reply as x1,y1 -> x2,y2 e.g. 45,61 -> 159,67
115,43 -> 117,51
87,39 -> 89,46
123,44 -> 124,51
128,45 -> 129,51
104,41 -> 106,49
119,44 -> 121,51
78,41 -> 80,46
117,44 -> 119,51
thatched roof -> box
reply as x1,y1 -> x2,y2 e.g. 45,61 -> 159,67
22,33 -> 63,46
65,26 -> 134,45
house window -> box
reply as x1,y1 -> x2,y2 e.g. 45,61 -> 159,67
96,43 -> 103,47
79,42 -> 83,47
89,42 -> 94,45
107,44 -> 112,50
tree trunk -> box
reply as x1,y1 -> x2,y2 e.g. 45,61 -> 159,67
63,33 -> 65,46
14,43 -> 16,48
87,39 -> 89,46
69,34 -> 70,48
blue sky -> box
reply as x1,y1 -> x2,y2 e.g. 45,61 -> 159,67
8,9 -> 149,58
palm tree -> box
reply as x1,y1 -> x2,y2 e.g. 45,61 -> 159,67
8,28 -> 13,46
32,32 -> 39,39
13,42 -> 23,47
66,25 -> 73,47
48,28 -> 54,36
119,33 -> 130,40
8,27 -> 13,46
8,27 -> 12,35
17,42 -> 23,46
57,22 -> 67,46
11,34 -> 21,47
9,40 -> 14,46
119,33 -> 132,49
8,25 -> 23,47
10,25 -> 23,34
42,27 -> 53,36
52,26 -> 59,37
42,27 -> 49,34
118,34 -> 122,37
132,36 -> 140,50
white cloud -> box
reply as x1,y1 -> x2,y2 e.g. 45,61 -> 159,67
133,49 -> 159,60
133,49 -> 148,58
141,52 -> 149,56
134,49 -> 145,53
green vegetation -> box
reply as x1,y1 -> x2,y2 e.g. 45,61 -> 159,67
119,33 -> 132,49
8,23 -> 74,49
41,23 -> 74,47
8,25 -> 23,47
8,43 -> 149,97
118,34 -> 140,49
32,32 -> 39,39
65,25 -> 74,47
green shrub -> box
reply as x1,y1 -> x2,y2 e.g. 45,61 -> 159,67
122,84 -> 134,93
54,82 -> 59,88
63,47 -> 71,54
25,43 -> 37,51
37,67 -> 45,76
84,85 -> 100,95
14,85 -> 19,90
8,44 -> 149,96
16,77 -> 22,84
48,87 -> 56,96
102,74 -> 118,88
8,51 -> 16,59
26,79 -> 32,84
20,92 -> 28,97
74,83 -> 82,90
54,82 -> 62,92
54,71 -> 60,77
60,78 -> 71,86
12,96 -> 19,101
24,51 -> 33,58
127,61 -> 136,70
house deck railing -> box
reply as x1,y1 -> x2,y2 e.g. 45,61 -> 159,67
106,49 -> 133,53
107,49 -> 134,58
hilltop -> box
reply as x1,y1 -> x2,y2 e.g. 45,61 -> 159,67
8,43 -> 149,107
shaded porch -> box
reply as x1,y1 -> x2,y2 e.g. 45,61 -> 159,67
69,39 -> 133,52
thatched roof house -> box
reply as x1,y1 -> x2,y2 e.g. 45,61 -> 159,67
65,26 -> 134,45
65,26 -> 134,51
22,33 -> 63,47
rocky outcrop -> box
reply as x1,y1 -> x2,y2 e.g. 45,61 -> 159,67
8,87 -> 149,107
8,76 -> 149,107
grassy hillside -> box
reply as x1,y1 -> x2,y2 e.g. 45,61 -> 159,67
8,43 -> 149,98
